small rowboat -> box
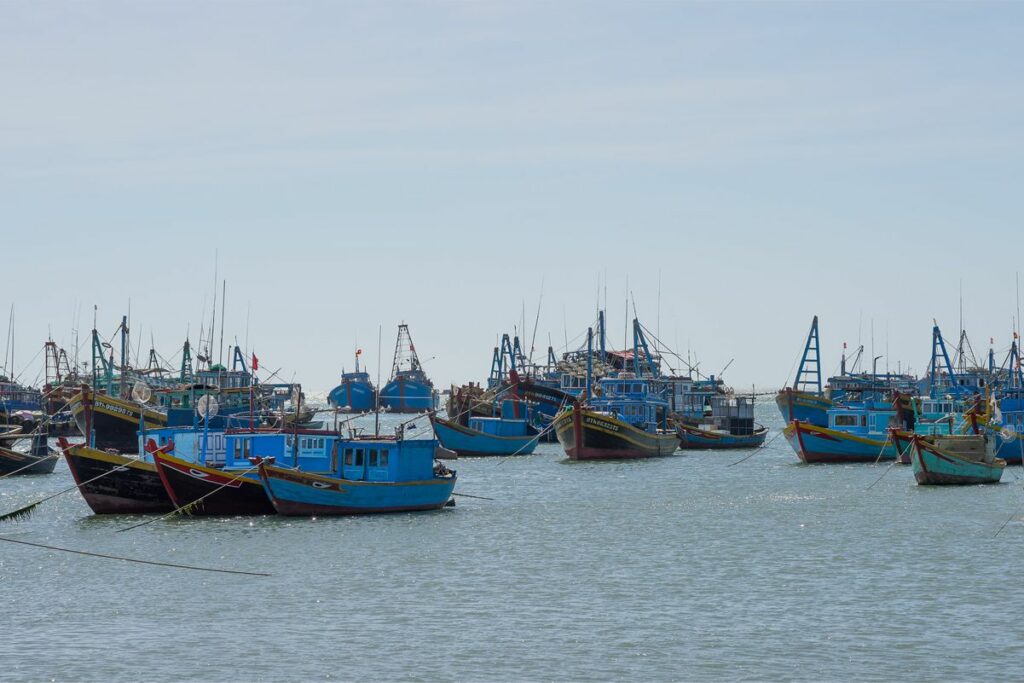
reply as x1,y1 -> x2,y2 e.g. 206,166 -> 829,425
910,434 -> 1005,486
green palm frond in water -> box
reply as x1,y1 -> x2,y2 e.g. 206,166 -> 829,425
0,501 -> 39,522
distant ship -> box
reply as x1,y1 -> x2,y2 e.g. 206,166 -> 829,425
328,349 -> 377,412
379,324 -> 437,413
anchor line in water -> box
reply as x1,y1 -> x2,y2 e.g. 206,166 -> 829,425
0,535 -> 271,576
451,492 -> 496,501
116,464 -> 261,533
873,433 -> 893,465
727,428 -> 785,467
495,394 -> 571,466
866,439 -> 914,491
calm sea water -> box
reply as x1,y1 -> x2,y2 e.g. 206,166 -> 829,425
2,402 -> 1023,681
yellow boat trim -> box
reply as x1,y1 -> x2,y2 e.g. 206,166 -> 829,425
68,445 -> 157,472
788,421 -> 887,447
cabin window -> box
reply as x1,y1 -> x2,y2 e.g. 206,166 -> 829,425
634,384 -> 642,393
834,415 -> 859,426
369,449 -> 378,467
344,448 -> 353,466
380,449 -> 389,467
355,449 -> 364,466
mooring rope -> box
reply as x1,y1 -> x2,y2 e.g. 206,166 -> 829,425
0,450 -> 146,522
0,535 -> 270,576
116,464 -> 261,533
866,439 -> 915,491
727,427 -> 786,467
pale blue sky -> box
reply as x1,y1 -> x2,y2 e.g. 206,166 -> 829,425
2,1 -> 1022,392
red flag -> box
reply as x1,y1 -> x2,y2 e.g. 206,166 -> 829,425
252,353 -> 259,371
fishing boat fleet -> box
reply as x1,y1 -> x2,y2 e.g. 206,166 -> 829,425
0,303 -> 771,522
777,316 -> 1024,485
2,298 -> 1020,528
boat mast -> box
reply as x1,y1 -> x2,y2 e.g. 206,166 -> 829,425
585,327 -> 593,403
929,321 -> 958,397
792,315 -> 823,395
375,325 -> 382,436
119,315 -> 129,398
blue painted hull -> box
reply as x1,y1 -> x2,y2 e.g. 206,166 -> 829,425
380,377 -> 435,413
431,416 -> 538,456
328,379 -> 376,412
259,463 -> 456,515
775,390 -> 831,427
677,424 -> 768,450
784,421 -> 898,463
911,437 -> 1005,485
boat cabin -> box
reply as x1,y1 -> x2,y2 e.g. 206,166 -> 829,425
827,407 -> 897,436
592,373 -> 669,432
226,431 -> 439,482
467,400 -> 532,437
698,396 -> 757,435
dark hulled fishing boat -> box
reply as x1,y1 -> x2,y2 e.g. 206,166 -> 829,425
153,450 -> 275,515
68,389 -> 168,453
0,429 -> 57,475
554,322 -> 678,461
59,438 -> 173,514
554,402 -> 679,460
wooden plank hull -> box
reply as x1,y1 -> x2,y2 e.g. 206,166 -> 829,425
677,424 -> 768,450
430,415 -> 538,456
554,406 -> 678,460
784,420 -> 897,463
0,445 -> 57,475
911,437 -> 1005,485
152,451 -> 275,515
259,464 -> 456,516
63,445 -> 173,514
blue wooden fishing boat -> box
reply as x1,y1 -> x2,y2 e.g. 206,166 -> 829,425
380,324 -> 437,413
328,349 -> 377,412
784,407 -> 900,463
431,399 -> 539,456
776,316 -> 919,427
676,396 -> 768,449
910,433 -> 1005,485
257,434 -> 456,515
554,322 -> 678,460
